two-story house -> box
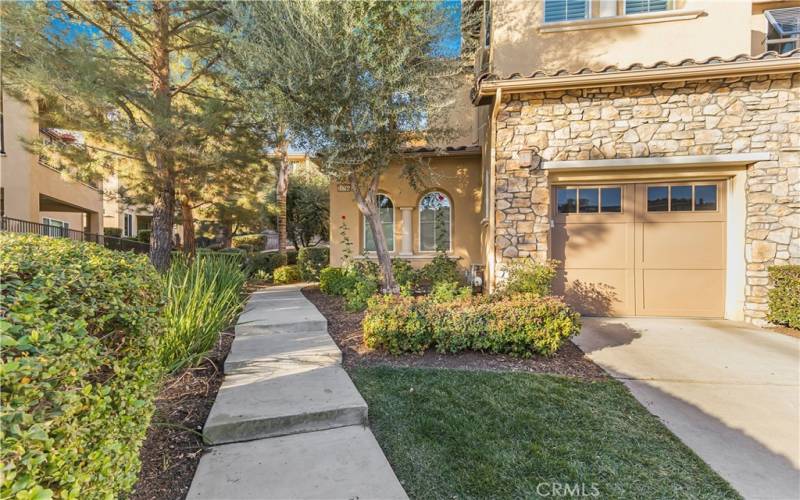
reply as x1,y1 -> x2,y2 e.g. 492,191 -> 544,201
329,0 -> 799,326
0,90 -> 105,237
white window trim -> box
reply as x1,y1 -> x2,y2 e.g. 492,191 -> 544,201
539,8 -> 704,33
418,191 -> 453,253
623,0 -> 671,16
362,194 -> 395,253
123,213 -> 133,237
43,217 -> 69,236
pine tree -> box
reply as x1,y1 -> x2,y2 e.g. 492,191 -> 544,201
1,1 -> 237,271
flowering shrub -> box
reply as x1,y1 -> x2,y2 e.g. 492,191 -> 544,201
0,233 -> 164,498
363,293 -> 580,357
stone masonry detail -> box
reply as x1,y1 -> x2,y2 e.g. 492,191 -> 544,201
494,72 -> 800,324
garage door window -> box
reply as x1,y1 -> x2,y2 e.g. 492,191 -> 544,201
647,184 -> 718,212
557,186 -> 622,214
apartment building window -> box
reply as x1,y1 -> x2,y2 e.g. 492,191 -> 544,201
624,0 -> 669,15
766,8 -> 800,53
43,217 -> 69,237
363,194 -> 394,252
544,0 -> 588,23
123,213 -> 133,237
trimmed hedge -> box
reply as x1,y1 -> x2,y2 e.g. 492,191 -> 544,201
363,293 -> 580,357
232,234 -> 265,250
274,264 -> 301,284
298,247 -> 330,280
104,227 -> 122,237
247,252 -> 288,278
0,233 -> 164,498
136,229 -> 151,243
768,265 -> 800,329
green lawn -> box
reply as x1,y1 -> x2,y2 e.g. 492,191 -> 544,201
350,367 -> 740,500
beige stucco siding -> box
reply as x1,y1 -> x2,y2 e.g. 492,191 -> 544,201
489,0 -> 753,76
329,156 -> 484,269
1,92 -> 104,233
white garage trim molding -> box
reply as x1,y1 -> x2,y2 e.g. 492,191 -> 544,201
543,152 -> 770,321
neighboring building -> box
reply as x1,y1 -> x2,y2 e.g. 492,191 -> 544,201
329,1 -> 800,325
102,174 -> 153,238
0,91 -> 104,235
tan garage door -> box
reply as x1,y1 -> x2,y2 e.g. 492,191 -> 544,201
551,181 -> 726,318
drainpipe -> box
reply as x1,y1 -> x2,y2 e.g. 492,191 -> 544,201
487,87 -> 502,293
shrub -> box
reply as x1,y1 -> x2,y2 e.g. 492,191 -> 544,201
768,265 -> 800,329
248,252 -> 287,278
419,252 -> 463,287
232,234 -> 265,250
320,267 -> 356,296
298,247 -> 330,280
345,275 -> 380,312
392,258 -> 417,290
136,229 -> 151,243
363,295 -> 432,354
501,259 -> 558,297
104,227 -> 122,237
287,250 -> 298,265
363,293 -> 580,357
0,233 -> 164,498
352,259 -> 381,282
430,280 -> 472,303
274,264 -> 301,284
159,255 -> 246,372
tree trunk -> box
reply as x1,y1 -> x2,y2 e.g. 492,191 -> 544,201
219,223 -> 233,249
352,173 -> 397,294
150,179 -> 175,272
180,196 -> 196,257
148,0 -> 175,272
277,138 -> 290,254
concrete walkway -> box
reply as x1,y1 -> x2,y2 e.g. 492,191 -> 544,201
574,318 -> 800,500
188,284 -> 407,499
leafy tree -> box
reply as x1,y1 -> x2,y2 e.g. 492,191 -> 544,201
285,162 -> 329,248
223,10 -> 300,256
225,0 -> 463,292
1,0 -> 237,271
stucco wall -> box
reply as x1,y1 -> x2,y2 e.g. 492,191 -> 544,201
1,92 -> 103,232
492,72 -> 799,324
489,0 -> 753,77
329,156 -> 483,269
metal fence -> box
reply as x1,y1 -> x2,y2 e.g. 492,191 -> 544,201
1,216 -> 150,254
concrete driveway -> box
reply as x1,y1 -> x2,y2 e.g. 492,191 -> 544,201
574,318 -> 800,500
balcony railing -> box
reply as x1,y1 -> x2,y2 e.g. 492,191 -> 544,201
1,216 -> 150,254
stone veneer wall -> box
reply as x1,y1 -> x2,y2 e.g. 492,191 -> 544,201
494,72 -> 799,324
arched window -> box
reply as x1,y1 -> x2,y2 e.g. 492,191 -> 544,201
419,191 -> 451,252
363,194 -> 394,252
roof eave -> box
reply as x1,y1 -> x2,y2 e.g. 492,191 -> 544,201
473,56 -> 800,105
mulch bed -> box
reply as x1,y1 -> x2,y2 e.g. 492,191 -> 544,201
130,329 -> 234,500
768,325 -> 800,339
302,286 -> 607,380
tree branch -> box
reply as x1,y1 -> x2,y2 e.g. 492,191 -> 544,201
61,1 -> 158,76
170,53 -> 222,97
